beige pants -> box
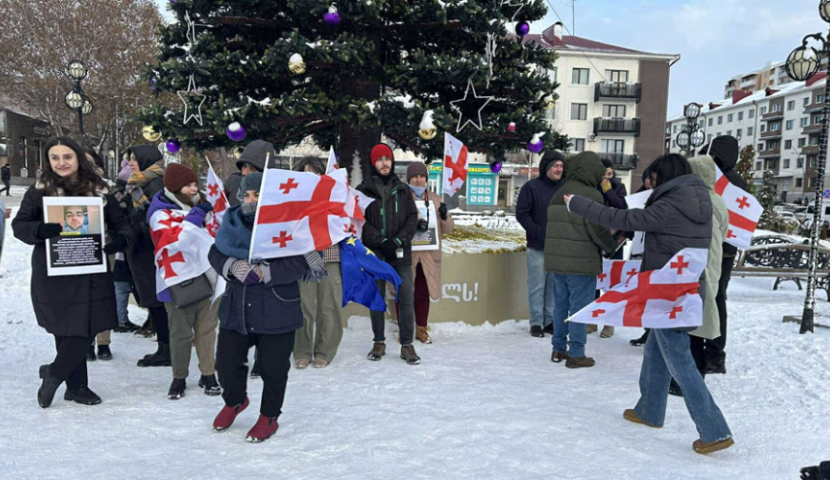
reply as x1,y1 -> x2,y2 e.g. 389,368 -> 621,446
294,267 -> 344,363
166,299 -> 219,380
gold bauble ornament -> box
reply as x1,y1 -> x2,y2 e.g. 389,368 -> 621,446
418,128 -> 437,140
142,125 -> 162,142
289,53 -> 306,75
232,147 -> 244,160
543,95 -> 556,110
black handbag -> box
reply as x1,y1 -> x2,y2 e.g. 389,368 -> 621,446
169,274 -> 213,308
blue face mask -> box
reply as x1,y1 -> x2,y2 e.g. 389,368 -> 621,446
409,184 -> 426,197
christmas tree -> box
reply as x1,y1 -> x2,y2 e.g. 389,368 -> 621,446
138,0 -> 561,172
757,167 -> 778,229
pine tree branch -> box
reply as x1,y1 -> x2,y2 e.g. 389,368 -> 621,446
267,121 -> 334,145
384,132 -> 429,159
213,16 -> 295,29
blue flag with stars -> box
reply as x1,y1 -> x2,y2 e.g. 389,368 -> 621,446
339,236 -> 401,311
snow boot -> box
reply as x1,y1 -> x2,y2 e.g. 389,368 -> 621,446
250,360 -> 261,378
312,358 -> 329,368
367,342 -> 386,361
543,323 -> 553,335
705,357 -> 726,375
137,342 -> 171,367
246,415 -> 279,443
600,326 -> 615,338
630,331 -> 649,347
167,378 -> 186,400
586,324 -> 598,334
565,356 -> 596,369
97,345 -> 113,361
64,386 -> 102,405
693,437 -> 734,455
400,344 -> 421,365
416,326 -> 433,344
213,397 -> 250,432
198,374 -> 221,396
37,364 -> 62,409
530,325 -> 544,338
294,359 -> 311,369
551,351 -> 568,363
623,409 -> 661,429
86,345 -> 97,362
114,321 -> 141,333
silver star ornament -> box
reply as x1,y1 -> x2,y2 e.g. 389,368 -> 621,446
449,79 -> 494,133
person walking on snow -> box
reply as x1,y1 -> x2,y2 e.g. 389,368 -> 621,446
13,137 -> 133,408
515,150 -> 565,338
147,163 -> 221,400
564,153 -> 734,455
357,143 -> 421,365
1,163 -> 11,196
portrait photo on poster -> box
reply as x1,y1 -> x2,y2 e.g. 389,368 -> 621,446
43,196 -> 107,276
412,200 -> 440,252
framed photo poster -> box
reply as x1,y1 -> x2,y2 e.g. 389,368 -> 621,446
43,196 -> 107,276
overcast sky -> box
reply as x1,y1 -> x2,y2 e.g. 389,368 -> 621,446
153,0 -> 828,117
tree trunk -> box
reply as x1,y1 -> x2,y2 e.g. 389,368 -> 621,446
338,75 -> 381,182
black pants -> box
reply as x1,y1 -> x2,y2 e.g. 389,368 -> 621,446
149,305 -> 170,344
705,257 -> 734,364
689,335 -> 706,377
216,329 -> 294,418
51,335 -> 94,389
0,179 -> 9,195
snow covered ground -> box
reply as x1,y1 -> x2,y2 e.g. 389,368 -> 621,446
1,209 -> 830,480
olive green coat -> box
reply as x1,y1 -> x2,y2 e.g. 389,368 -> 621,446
544,152 -> 617,275
688,156 -> 728,340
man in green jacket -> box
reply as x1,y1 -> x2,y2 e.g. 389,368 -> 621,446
544,152 -> 617,368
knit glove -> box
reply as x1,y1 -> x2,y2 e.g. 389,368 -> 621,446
194,202 -> 213,213
301,251 -> 329,283
438,202 -> 448,221
231,260 -> 262,285
36,223 -> 63,240
379,239 -> 398,259
601,179 -> 612,193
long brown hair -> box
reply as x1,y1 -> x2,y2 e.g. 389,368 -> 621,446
41,137 -> 108,197
172,190 -> 207,208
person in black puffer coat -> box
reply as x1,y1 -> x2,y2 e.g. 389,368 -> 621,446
698,136 -> 743,375
123,145 -> 170,367
566,153 -> 734,455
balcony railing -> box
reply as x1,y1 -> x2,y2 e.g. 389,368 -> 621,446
758,148 -> 781,158
594,82 -> 642,103
599,153 -> 638,171
593,117 -> 641,136
762,110 -> 784,120
803,124 -> 823,135
802,145 -> 821,155
804,102 -> 825,114
760,129 -> 783,139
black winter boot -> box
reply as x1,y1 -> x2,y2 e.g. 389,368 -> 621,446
168,378 -> 187,400
137,342 -> 171,367
64,386 -> 102,405
86,345 -> 97,362
530,325 -> 544,338
37,365 -> 62,409
199,374 -> 221,396
97,345 -> 112,361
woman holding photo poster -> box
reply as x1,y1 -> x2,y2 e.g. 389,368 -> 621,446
12,137 -> 132,408
395,163 -> 453,344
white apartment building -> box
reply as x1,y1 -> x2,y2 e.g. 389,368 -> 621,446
667,73 -> 828,202
724,57 -> 829,99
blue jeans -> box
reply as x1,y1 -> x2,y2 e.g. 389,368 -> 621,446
114,281 -> 131,326
551,273 -> 595,358
634,329 -> 732,444
526,248 -> 554,328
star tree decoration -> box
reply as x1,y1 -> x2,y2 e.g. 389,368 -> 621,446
177,74 -> 206,126
449,79 -> 494,133
501,0 -> 525,21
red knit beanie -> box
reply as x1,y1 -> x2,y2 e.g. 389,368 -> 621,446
370,144 -> 394,166
164,162 -> 199,193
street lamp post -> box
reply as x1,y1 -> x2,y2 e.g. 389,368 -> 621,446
65,60 -> 93,138
675,102 -> 706,154
783,0 -> 830,333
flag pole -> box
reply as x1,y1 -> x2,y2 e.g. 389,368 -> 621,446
248,153 -> 270,263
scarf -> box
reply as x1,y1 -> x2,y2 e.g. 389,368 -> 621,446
164,188 -> 195,213
126,163 -> 164,209
215,205 -> 254,260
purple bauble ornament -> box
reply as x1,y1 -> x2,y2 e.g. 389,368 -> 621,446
323,6 -> 341,25
149,78 -> 157,91
516,22 -> 530,37
508,122 -> 516,132
166,139 -> 182,154
528,140 -> 544,154
489,161 -> 503,174
226,122 -> 247,142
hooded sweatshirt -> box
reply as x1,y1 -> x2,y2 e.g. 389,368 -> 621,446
700,136 -> 744,259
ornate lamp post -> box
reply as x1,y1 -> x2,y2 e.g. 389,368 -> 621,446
65,60 -> 93,138
675,102 -> 706,154
783,0 -> 830,333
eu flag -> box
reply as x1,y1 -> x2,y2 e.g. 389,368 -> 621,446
339,236 -> 402,311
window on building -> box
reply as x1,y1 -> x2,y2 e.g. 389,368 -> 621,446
784,159 -> 791,169
818,94 -> 826,104
699,120 -> 705,129
738,111 -> 744,121
737,128 -> 743,138
718,116 -> 723,125
708,134 -> 714,142
771,103 -> 782,113
756,161 -> 762,170
796,178 -> 803,188
603,105 -> 627,117
798,157 -> 805,168
811,177 -> 818,188
815,114 -> 825,125
770,122 -> 781,132
758,143 -> 764,152
570,103 -> 588,120
571,138 -> 586,152
804,97 -> 811,106
727,114 -> 733,123
769,140 -> 781,150
606,70 -> 629,83
761,124 -> 767,133
572,68 -> 590,85
786,120 -> 794,130
601,139 -> 625,153
672,140 -> 677,149
749,109 -> 756,119
551,67 -> 558,83
785,139 -> 793,149
748,126 -> 754,136
799,137 -> 807,148
665,138 -> 671,150
761,106 -> 768,115
673,125 -> 678,134
788,100 -> 796,111
726,130 -> 732,136
716,132 -> 722,137
802,117 -> 809,128
708,118 -> 713,127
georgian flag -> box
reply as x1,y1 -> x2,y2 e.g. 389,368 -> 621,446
149,209 -> 216,294
714,165 -> 762,249
346,186 -> 374,238
597,259 -> 642,291
205,163 -> 229,238
250,168 -> 354,261
569,248 -> 708,329
443,132 -> 469,198
325,146 -> 338,174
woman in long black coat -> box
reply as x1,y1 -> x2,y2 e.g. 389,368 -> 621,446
13,137 -> 133,408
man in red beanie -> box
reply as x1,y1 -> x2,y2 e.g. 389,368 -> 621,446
356,144 -> 421,364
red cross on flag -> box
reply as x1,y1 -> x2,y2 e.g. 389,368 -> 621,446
714,165 -> 762,249
596,259 -> 642,291
568,248 -> 708,329
250,167 -> 354,261
149,209 -> 216,295
205,163 -> 229,238
443,132 -> 469,198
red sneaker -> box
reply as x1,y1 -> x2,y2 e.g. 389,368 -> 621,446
246,415 -> 279,443
213,397 -> 249,432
